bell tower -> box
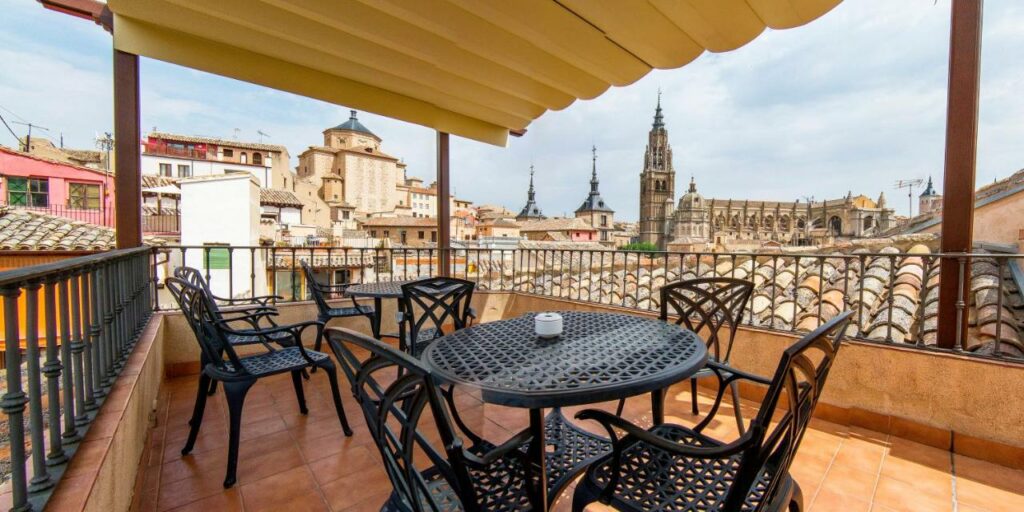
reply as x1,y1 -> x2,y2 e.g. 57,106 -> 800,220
639,91 -> 675,248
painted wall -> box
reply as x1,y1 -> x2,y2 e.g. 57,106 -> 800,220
0,148 -> 115,225
179,175 -> 266,299
921,191 -> 1024,246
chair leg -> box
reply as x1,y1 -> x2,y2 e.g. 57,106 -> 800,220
690,377 -> 699,415
222,379 -> 254,488
206,379 -> 218,396
291,370 -> 309,415
614,398 -> 626,417
182,373 -> 211,455
729,380 -> 746,435
321,363 -> 354,436
789,480 -> 804,512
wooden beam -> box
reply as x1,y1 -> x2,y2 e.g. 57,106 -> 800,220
437,132 -> 451,276
38,0 -> 112,32
114,50 -> 143,249
937,0 -> 983,349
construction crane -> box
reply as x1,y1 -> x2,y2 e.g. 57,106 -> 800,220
895,178 -> 924,217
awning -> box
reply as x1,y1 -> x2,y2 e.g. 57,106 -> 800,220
107,0 -> 840,146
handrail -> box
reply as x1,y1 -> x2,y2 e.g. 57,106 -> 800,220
0,246 -> 151,288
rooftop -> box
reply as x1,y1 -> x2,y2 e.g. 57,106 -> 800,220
259,188 -> 304,208
518,217 -> 599,233
327,110 -> 379,140
0,207 -> 164,250
357,216 -> 439,228
147,132 -> 289,153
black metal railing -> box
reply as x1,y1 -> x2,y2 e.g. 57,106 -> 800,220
0,247 -> 152,511
0,204 -> 114,228
150,245 -> 1024,363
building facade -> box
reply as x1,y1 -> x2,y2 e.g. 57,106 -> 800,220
574,146 -> 616,246
638,95 -> 675,248
141,132 -> 291,188
0,146 -> 115,226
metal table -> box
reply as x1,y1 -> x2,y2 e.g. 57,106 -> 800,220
343,280 -> 418,340
422,311 -> 708,510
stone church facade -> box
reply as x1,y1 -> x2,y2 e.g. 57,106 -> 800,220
638,96 -> 897,250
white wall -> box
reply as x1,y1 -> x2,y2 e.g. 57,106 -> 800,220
142,154 -> 273,187
180,175 -> 267,299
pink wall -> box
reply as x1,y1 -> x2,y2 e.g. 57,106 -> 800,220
0,148 -> 115,226
570,230 -> 596,242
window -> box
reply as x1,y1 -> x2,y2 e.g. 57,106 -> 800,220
601,215 -> 608,227
418,231 -> 425,239
202,245 -> 231,270
252,152 -> 263,165
383,230 -> 390,238
7,178 -> 48,207
68,183 -> 101,210
430,231 -> 437,243
178,164 -> 191,177
240,152 -> 248,164
273,271 -> 299,301
159,163 -> 172,177
223,148 -> 234,158
342,211 -> 350,219
369,230 -> 377,238
400,231 -> 407,244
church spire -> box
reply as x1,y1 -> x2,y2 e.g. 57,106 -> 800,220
516,165 -> 544,220
920,175 -> 937,197
590,145 -> 599,192
653,88 -> 664,129
576,146 -> 613,214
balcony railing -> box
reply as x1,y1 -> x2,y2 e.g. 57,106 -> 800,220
0,247 -> 152,511
150,245 -> 1024,363
0,204 -> 114,228
142,213 -> 180,234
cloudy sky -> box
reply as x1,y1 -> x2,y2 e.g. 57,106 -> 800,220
1,1 -> 1021,220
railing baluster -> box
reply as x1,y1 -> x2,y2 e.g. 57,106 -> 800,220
43,277 -> 66,466
24,280 -> 54,493
59,276 -> 81,444
70,272 -> 87,426
2,285 -> 31,511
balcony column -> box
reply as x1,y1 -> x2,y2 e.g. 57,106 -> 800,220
937,0 -> 983,349
437,131 -> 451,276
114,49 -> 143,248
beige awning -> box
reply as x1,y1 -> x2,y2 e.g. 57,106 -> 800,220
107,0 -> 840,146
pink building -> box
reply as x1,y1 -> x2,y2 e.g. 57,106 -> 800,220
0,146 -> 115,226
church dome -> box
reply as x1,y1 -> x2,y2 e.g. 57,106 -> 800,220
329,110 -> 378,139
677,177 -> 705,210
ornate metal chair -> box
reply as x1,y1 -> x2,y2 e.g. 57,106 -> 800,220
166,277 -> 352,488
573,312 -> 853,512
300,260 -> 377,344
397,277 -> 476,357
326,327 -> 534,512
173,266 -> 295,395
618,278 -> 753,432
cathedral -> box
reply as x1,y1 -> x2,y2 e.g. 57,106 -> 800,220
637,96 -> 897,250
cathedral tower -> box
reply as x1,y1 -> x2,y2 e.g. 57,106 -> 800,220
639,92 -> 675,248
516,165 -> 545,221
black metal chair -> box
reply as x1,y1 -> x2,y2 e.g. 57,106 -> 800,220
573,311 -> 853,512
166,277 -> 353,488
397,277 -> 476,357
617,278 -> 754,432
300,260 -> 376,344
173,266 -> 295,395
326,327 -> 534,512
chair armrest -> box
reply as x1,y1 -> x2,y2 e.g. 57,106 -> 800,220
213,294 -> 283,306
460,429 -> 533,467
216,319 -> 324,359
708,360 -> 771,386
575,409 -> 753,460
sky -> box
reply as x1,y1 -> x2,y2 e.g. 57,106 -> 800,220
1,1 -> 1022,220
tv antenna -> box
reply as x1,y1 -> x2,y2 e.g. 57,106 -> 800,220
233,128 -> 240,140
257,129 -> 270,143
895,178 -> 924,217
95,132 -> 115,172
12,121 -> 49,152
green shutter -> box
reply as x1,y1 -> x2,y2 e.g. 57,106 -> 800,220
203,247 -> 231,270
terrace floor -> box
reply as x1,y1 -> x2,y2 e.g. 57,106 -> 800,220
131,370 -> 1024,512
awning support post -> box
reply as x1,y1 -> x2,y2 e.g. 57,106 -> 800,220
114,49 -> 143,248
937,0 -> 983,349
437,131 -> 451,277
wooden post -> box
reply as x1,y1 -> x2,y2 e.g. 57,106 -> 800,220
114,49 -> 143,248
937,0 -> 983,349
437,132 -> 451,276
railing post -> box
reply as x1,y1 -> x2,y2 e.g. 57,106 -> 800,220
24,280 -> 54,493
70,271 -> 87,426
2,285 -> 32,511
42,277 -> 67,467
82,266 -> 97,410
58,276 -> 81,444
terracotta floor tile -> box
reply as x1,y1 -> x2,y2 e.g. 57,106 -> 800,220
157,473 -> 230,511
320,467 -> 393,511
872,476 -> 953,512
337,490 -> 393,512
810,486 -> 871,512
818,464 -> 878,500
240,466 -> 328,512
236,443 -> 306,485
166,487 -> 243,512
307,444 -> 380,486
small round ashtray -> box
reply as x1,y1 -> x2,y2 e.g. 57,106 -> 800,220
534,312 -> 563,339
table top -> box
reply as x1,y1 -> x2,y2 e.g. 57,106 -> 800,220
422,311 -> 708,409
343,280 -> 419,299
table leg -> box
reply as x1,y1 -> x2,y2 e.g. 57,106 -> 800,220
371,297 -> 383,339
528,407 -> 550,511
652,388 -> 666,425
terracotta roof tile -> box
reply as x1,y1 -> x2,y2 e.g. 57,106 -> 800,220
0,207 -> 164,250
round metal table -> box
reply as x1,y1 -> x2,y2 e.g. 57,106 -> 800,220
343,280 -> 418,340
422,311 -> 708,510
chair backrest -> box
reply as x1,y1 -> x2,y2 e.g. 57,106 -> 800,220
300,261 -> 332,314
174,266 -> 213,297
165,277 -> 246,375
399,277 -> 475,355
725,311 -> 852,511
660,277 -> 754,363
325,327 -> 480,512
